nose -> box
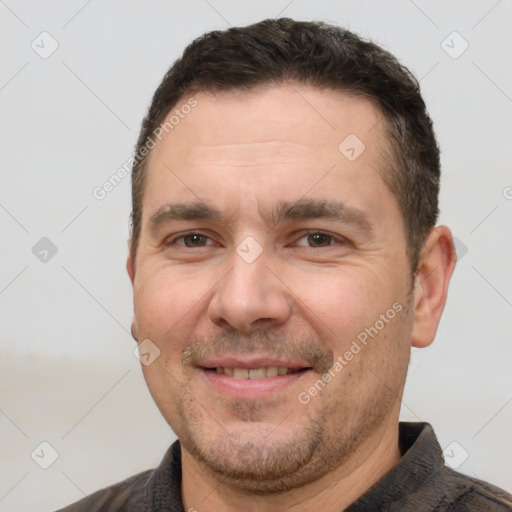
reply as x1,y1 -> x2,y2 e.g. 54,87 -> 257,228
208,247 -> 292,333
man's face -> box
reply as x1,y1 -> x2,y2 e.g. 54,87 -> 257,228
129,85 -> 415,492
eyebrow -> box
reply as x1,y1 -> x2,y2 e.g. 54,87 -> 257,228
273,199 -> 372,232
149,202 -> 220,234
148,198 -> 372,234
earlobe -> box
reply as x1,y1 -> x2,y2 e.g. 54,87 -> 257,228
126,240 -> 138,342
126,243 -> 135,284
131,318 -> 139,342
411,226 -> 457,349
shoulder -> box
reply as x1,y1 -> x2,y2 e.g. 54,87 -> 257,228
392,422 -> 512,511
55,468 -> 153,512
439,466 -> 512,511
55,440 -> 183,512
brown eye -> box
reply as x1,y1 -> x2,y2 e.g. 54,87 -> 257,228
181,234 -> 209,247
306,233 -> 333,247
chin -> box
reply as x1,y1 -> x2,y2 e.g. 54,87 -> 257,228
175,398 -> 345,495
185,427 -> 324,494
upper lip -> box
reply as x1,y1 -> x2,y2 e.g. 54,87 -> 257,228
199,355 -> 311,370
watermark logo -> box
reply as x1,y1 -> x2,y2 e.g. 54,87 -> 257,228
441,31 -> 469,60
443,441 -> 469,469
31,441 -> 59,469
133,338 -> 161,366
236,236 -> 263,264
452,236 -> 468,261
92,97 -> 198,201
32,237 -> 58,263
298,302 -> 403,404
31,32 -> 59,59
338,134 -> 366,162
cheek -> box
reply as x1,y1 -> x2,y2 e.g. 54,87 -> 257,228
286,267 -> 401,348
133,266 -> 211,343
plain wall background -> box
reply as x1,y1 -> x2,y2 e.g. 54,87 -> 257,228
1,1 -> 511,510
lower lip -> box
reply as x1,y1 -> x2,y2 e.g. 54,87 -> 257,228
202,369 -> 310,400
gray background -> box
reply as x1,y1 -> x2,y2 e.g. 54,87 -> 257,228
1,1 -> 511,510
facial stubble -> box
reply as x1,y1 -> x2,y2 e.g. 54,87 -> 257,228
169,306 -> 413,495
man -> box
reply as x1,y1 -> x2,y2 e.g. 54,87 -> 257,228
59,18 -> 512,512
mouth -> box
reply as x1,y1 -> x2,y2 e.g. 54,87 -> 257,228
198,358 -> 313,399
204,366 -> 309,379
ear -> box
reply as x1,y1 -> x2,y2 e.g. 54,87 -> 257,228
130,318 -> 139,343
126,239 -> 135,284
411,225 -> 456,348
126,240 -> 138,342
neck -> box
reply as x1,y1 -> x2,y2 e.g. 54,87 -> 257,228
181,417 -> 402,512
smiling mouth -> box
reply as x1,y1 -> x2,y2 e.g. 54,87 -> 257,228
203,366 -> 311,380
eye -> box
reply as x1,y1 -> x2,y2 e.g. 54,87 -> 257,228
171,232 -> 214,248
295,232 -> 341,248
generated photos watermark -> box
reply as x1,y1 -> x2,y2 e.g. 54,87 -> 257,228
92,97 -> 198,201
298,301 -> 403,404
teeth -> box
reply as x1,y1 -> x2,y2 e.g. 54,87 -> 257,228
233,368 -> 249,379
266,366 -> 278,377
248,368 -> 266,379
215,366 -> 295,379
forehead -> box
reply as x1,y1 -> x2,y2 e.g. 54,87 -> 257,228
158,84 -> 386,160
142,84 -> 398,230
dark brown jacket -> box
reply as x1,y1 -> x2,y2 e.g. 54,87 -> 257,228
56,422 -> 512,511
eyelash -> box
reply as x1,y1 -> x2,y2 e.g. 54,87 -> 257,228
168,231 -> 216,248
166,230 -> 347,249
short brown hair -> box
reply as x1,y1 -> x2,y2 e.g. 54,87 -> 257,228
130,18 -> 440,272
